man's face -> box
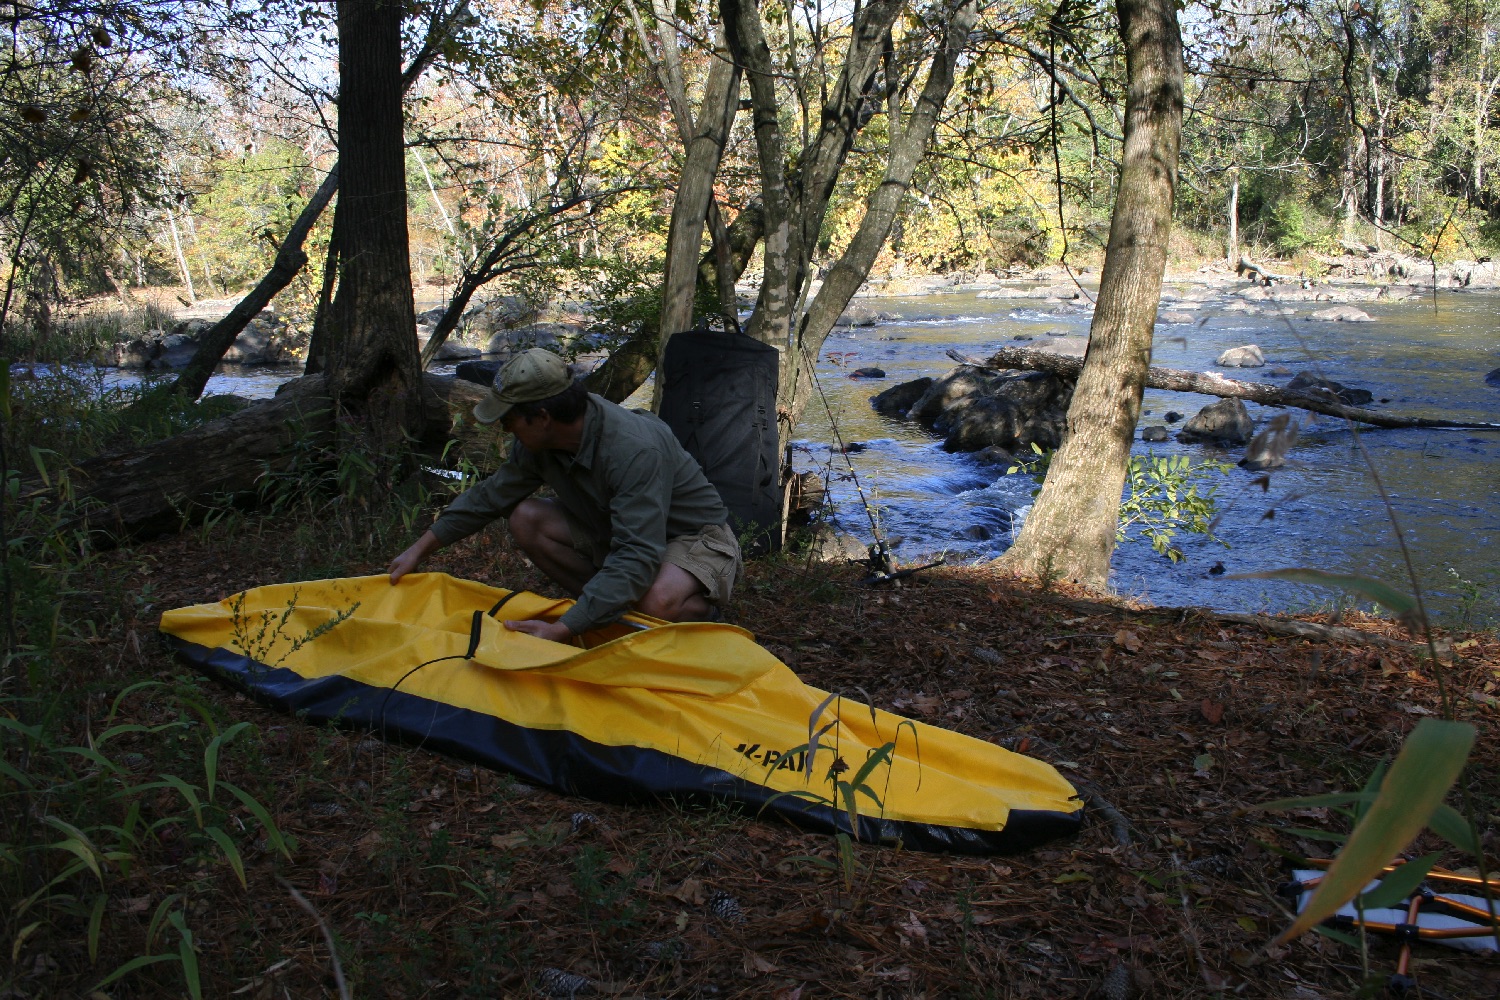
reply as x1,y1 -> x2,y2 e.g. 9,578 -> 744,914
501,409 -> 551,451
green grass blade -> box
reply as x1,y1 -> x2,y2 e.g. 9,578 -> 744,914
1275,719 -> 1475,944
56,746 -> 125,774
169,910 -> 202,1000
0,715 -> 44,742
145,893 -> 183,948
1428,803 -> 1484,857
204,826 -> 248,889
0,758 -> 36,789
1359,852 -> 1442,910
90,953 -> 177,993
848,743 -> 895,792
106,680 -> 167,724
203,721 -> 252,802
1255,792 -> 1375,812
87,892 -> 107,963
158,774 -> 204,827
219,779 -> 292,860
94,723 -> 152,745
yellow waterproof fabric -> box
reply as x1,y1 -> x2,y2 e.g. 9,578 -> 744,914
160,573 -> 1082,852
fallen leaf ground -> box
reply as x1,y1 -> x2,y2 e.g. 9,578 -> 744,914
9,517 -> 1500,999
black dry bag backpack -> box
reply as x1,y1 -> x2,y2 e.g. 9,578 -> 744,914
658,329 -> 782,555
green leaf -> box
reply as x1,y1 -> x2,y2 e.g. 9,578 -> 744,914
847,743 -> 895,792
29,445 -> 52,486
42,817 -> 103,881
1225,568 -> 1421,630
11,921 -> 40,963
219,780 -> 292,860
145,893 -> 183,948
1275,719 -> 1475,944
56,745 -> 125,774
1359,853 -> 1442,910
1253,791 -> 1375,813
0,715 -> 44,742
203,721 -> 252,802
89,953 -> 177,993
87,892 -> 107,963
157,774 -> 204,827
1312,924 -> 1361,948
0,758 -> 36,789
106,680 -> 167,724
1428,804 -> 1483,858
1281,827 -> 1348,844
169,910 -> 202,1000
204,827 -> 247,889
94,723 -> 152,745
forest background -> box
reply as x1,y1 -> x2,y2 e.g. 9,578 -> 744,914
6,0 -> 1500,353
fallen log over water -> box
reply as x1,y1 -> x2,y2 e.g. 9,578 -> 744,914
1235,254 -> 1297,285
949,347 -> 1500,431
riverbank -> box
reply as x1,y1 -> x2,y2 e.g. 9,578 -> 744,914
8,505 -> 1497,998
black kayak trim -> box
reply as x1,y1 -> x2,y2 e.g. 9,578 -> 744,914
164,635 -> 1082,855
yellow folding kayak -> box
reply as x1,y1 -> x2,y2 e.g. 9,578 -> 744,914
159,573 -> 1082,854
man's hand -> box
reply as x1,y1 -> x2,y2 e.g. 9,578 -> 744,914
388,530 -> 442,584
503,619 -> 575,644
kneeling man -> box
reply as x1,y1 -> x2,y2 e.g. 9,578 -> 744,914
388,348 -> 741,642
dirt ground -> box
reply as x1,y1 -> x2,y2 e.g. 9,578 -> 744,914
40,523 -> 1500,999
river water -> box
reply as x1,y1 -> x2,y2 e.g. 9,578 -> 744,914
94,281 -> 1500,624
791,281 -> 1499,624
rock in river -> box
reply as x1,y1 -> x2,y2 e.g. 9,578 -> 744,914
876,365 -> 1073,453
1177,399 -> 1253,445
1308,305 -> 1373,322
1216,344 -> 1265,368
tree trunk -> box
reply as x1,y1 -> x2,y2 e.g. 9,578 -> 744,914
324,0 -> 424,446
723,0 -> 976,447
653,37 -> 741,408
787,0 -> 979,425
997,0 -> 1183,589
169,164 -> 339,401
165,203 -> 196,304
1226,167 -> 1239,265
958,347 -> 1500,431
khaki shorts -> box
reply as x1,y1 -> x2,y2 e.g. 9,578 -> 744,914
566,518 -> 742,606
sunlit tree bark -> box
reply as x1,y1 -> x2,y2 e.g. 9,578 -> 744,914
997,0 -> 1183,589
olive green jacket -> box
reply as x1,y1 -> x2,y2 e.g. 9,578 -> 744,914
430,394 -> 728,633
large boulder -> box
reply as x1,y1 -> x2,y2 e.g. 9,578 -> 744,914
1485,367 -> 1500,388
464,295 -> 539,337
1216,344 -> 1265,368
1030,335 -> 1089,358
455,360 -> 500,387
155,333 -> 197,368
838,305 -> 897,327
870,377 -> 934,417
1286,372 -> 1374,406
484,322 -> 587,356
222,316 -> 295,365
898,366 -> 1073,453
1177,398 -> 1253,445
1308,305 -> 1373,322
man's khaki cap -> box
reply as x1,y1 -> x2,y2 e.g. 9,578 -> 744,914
473,348 -> 573,425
